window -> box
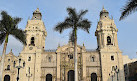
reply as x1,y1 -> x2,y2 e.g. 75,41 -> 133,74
19,58 -> 21,63
68,54 -> 73,59
30,37 -> 35,46
112,66 -> 115,71
28,67 -> 30,74
8,59 -> 10,62
111,56 -> 114,61
91,57 -> 95,62
28,57 -> 31,61
13,61 -> 16,67
23,62 -> 25,67
107,36 -> 112,45
48,57 -> 51,62
7,65 -> 10,70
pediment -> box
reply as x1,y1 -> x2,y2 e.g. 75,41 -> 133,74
56,42 -> 86,53
6,50 -> 17,58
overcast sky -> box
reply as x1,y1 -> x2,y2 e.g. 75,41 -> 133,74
0,0 -> 137,59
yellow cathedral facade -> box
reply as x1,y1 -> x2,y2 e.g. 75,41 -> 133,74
0,8 -> 125,81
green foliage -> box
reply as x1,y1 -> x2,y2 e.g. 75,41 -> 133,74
0,11 -> 26,45
120,0 -> 137,20
54,7 -> 91,42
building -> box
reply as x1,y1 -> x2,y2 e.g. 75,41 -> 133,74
0,8 -> 125,81
123,55 -> 137,65
124,61 -> 137,81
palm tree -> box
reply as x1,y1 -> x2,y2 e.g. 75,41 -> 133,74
120,0 -> 137,20
54,7 -> 91,81
0,11 -> 26,81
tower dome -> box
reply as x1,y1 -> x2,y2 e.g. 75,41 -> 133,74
100,7 -> 109,19
32,8 -> 42,20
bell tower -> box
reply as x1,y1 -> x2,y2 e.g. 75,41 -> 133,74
95,7 -> 119,51
95,7 -> 125,81
19,8 -> 47,81
23,8 -> 47,51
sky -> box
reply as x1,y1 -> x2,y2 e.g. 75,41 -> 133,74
0,0 -> 137,59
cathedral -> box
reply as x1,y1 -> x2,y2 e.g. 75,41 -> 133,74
0,8 -> 125,81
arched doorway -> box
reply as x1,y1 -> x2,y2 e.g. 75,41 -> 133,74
68,70 -> 74,81
46,74 -> 52,81
91,73 -> 97,81
4,75 -> 10,81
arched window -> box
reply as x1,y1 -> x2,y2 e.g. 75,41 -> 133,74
90,56 -> 95,62
68,70 -> 74,81
68,54 -> 73,59
107,36 -> 112,45
28,67 -> 30,74
30,37 -> 35,46
112,66 -> 115,71
4,75 -> 10,81
23,62 -> 25,67
48,57 -> 51,62
46,74 -> 52,81
91,73 -> 97,81
8,59 -> 10,62
7,65 -> 10,70
13,61 -> 16,67
28,56 -> 31,61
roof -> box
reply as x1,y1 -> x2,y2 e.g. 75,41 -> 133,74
33,8 -> 41,14
100,7 -> 109,15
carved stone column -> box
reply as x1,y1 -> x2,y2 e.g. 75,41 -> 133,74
97,76 -> 101,81
82,53 -> 86,81
56,52 -> 61,81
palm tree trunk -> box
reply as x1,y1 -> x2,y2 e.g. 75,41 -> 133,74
74,29 -> 78,81
0,34 -> 8,81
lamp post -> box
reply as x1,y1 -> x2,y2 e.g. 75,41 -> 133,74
109,71 -> 115,81
114,66 -> 119,81
26,67 -> 32,81
14,58 -> 25,81
109,66 -> 116,81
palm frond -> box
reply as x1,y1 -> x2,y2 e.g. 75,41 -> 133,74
1,11 -> 13,32
1,11 -> 8,18
77,19 -> 91,33
67,7 -> 78,21
64,17 -> 73,24
78,10 -> 88,19
10,28 -> 26,45
13,17 -> 22,27
54,7 -> 91,44
0,23 -> 6,33
120,0 -> 137,20
0,32 -> 6,45
54,21 -> 73,33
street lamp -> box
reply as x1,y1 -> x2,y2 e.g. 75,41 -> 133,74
109,70 -> 115,81
26,67 -> 32,81
114,66 -> 119,81
14,58 -> 25,81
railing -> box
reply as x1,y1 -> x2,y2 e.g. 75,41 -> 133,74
45,49 -> 57,52
86,49 -> 97,52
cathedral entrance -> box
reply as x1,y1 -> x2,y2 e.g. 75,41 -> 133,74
91,73 -> 97,81
46,74 -> 52,81
68,70 -> 74,81
4,75 -> 10,81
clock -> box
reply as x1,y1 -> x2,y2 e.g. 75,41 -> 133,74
29,47 -> 33,50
